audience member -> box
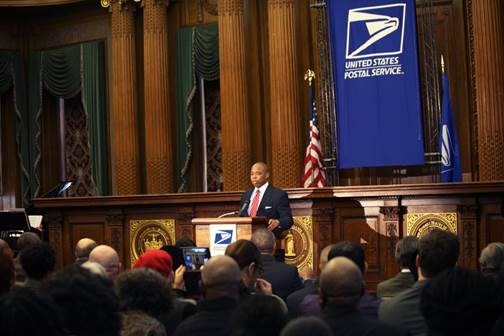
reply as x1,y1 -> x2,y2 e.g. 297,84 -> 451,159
225,239 -> 272,297
120,311 -> 167,336
13,232 -> 40,285
377,236 -> 418,299
89,244 -> 121,282
300,241 -> 381,319
280,316 -> 333,336
74,238 -> 97,265
420,267 -> 502,336
174,255 -> 241,336
0,239 -> 14,295
175,237 -> 196,248
116,268 -> 174,334
320,257 -> 404,336
286,244 -> 334,318
43,265 -> 121,336
19,241 -> 56,289
479,242 -> 504,278
251,229 -> 303,300
0,286 -> 66,336
379,229 -> 460,335
81,260 -> 107,277
231,294 -> 288,336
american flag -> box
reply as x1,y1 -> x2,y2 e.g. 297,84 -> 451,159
302,81 -> 327,188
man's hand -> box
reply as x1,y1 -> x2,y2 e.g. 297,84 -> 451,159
255,278 -> 273,295
173,265 -> 186,290
267,218 -> 280,231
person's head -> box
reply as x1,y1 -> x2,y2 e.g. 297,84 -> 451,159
88,244 -> 121,282
250,162 -> 270,188
417,229 -> 459,279
280,316 -> 333,336
0,239 -> 14,295
174,237 -> 196,248
120,311 -> 167,336
201,255 -> 241,299
319,257 -> 362,307
81,261 -> 107,277
0,287 -> 65,336
20,241 -> 56,281
328,241 -> 366,275
133,250 -> 173,280
319,244 -> 335,271
251,229 -> 276,255
116,268 -> 174,328
43,265 -> 120,336
421,267 -> 502,336
225,239 -> 262,289
395,236 -> 419,268
160,245 -> 184,271
16,232 -> 41,255
479,242 -> 504,277
74,238 -> 97,265
231,295 -> 288,336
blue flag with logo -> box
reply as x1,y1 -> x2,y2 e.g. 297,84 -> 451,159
439,72 -> 462,182
328,0 -> 424,168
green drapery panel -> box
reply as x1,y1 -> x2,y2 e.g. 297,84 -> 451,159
0,51 -> 30,206
175,23 -> 219,192
82,41 -> 108,196
28,43 -> 108,198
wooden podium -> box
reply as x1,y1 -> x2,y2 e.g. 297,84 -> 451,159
191,216 -> 268,247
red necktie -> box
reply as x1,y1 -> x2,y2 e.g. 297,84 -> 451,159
249,190 -> 261,217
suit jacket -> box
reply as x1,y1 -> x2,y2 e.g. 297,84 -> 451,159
323,303 -> 406,336
286,279 -> 318,318
379,280 -> 428,336
239,185 -> 293,229
376,271 -> 415,299
260,254 -> 304,301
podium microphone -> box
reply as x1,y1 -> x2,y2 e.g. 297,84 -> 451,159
238,201 -> 249,217
218,211 -> 238,218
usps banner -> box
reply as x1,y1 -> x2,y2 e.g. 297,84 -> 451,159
328,0 -> 425,168
209,224 -> 237,256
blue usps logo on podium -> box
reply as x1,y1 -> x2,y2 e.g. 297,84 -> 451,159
346,3 -> 406,59
214,230 -> 233,245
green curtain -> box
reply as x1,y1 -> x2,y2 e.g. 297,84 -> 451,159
28,51 -> 43,197
42,45 -> 81,99
0,51 -> 30,206
82,41 -> 108,196
175,23 -> 219,192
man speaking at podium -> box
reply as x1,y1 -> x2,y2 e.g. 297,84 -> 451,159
238,162 -> 293,231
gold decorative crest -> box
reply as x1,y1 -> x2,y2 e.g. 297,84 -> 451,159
283,216 -> 314,277
129,219 -> 176,266
406,213 -> 457,237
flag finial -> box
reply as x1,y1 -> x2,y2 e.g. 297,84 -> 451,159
441,55 -> 445,74
304,69 -> 316,86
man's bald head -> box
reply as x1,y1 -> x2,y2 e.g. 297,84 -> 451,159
320,257 -> 362,306
319,244 -> 335,271
89,245 -> 120,281
202,255 -> 240,299
75,238 -> 98,264
251,229 -> 276,255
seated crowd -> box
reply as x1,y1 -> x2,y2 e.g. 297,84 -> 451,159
0,228 -> 504,336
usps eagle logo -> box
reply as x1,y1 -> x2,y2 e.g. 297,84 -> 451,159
214,230 -> 233,245
346,3 -> 406,59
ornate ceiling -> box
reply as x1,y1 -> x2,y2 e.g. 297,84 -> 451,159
0,0 -> 84,7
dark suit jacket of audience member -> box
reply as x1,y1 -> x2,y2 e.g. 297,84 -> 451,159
300,289 -> 381,319
323,303 -> 406,336
286,279 -> 318,318
376,271 -> 415,299
260,254 -> 304,301
379,281 -> 428,336
239,185 -> 293,229
173,297 -> 237,336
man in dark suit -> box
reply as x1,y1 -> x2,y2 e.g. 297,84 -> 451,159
379,229 -> 460,336
239,162 -> 293,231
376,236 -> 418,299
251,229 -> 303,300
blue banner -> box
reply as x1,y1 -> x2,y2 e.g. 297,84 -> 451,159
439,72 -> 462,182
328,0 -> 425,168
